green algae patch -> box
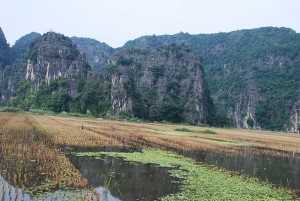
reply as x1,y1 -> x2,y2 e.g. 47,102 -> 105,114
73,150 -> 298,201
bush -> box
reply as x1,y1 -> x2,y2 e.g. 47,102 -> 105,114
0,107 -> 23,113
199,129 -> 217,134
150,65 -> 165,77
175,128 -> 193,132
175,128 -> 217,134
117,56 -> 134,65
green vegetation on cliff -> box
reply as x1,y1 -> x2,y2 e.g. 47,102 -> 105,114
104,45 -> 214,124
123,27 -> 300,130
2,27 -> 300,130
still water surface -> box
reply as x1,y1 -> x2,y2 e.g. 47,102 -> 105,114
0,155 -> 180,201
179,146 -> 300,190
68,155 -> 180,201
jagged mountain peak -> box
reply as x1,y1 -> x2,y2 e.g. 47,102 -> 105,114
24,32 -> 90,92
0,31 -> 91,104
25,32 -> 83,65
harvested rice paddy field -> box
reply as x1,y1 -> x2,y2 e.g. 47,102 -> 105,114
0,112 -> 300,200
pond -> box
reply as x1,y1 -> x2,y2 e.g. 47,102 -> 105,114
67,154 -> 181,201
179,146 -> 300,191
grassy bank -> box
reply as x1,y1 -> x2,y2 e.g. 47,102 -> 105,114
73,149 -> 298,201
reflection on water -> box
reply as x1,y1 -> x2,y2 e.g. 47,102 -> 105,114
0,174 -> 31,201
179,146 -> 300,190
96,186 -> 121,201
68,155 -> 180,201
0,174 -> 93,201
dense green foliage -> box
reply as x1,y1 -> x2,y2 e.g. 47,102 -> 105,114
255,62 -> 300,130
12,78 -> 70,112
12,78 -> 111,117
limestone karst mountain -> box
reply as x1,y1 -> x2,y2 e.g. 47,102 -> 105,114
0,30 -> 212,124
0,27 -> 299,131
104,45 -> 213,124
121,27 -> 300,131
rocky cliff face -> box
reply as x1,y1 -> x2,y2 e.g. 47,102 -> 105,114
1,32 -> 91,102
0,31 -> 213,124
290,98 -> 300,133
24,32 -> 90,95
71,37 -> 113,71
105,44 -> 213,124
122,27 -> 300,131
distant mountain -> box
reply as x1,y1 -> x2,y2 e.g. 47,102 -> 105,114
11,32 -> 41,61
122,27 -> 300,131
71,37 -> 113,71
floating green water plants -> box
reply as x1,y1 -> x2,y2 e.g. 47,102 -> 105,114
73,149 -> 299,201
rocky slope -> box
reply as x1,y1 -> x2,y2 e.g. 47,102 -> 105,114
104,44 -> 213,124
71,37 -> 113,71
122,27 -> 300,131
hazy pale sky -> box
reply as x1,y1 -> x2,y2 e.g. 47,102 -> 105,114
1,0 -> 300,48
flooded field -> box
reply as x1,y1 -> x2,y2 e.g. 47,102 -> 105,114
0,155 -> 179,201
1,113 -> 300,200
179,146 -> 300,191
68,154 -> 180,201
